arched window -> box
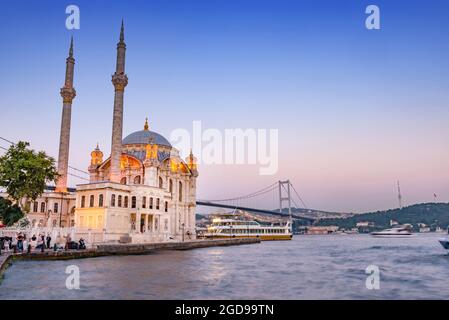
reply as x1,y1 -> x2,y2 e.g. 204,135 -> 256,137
111,194 -> 116,207
99,194 -> 104,207
33,202 -> 38,212
169,179 -> 173,193
89,195 -> 95,207
156,198 -> 160,210
81,196 -> 86,208
118,195 -> 122,207
164,201 -> 168,212
179,182 -> 183,202
149,197 -> 153,209
120,177 -> 127,185
134,176 -> 141,185
142,196 -> 146,209
131,196 -> 136,208
124,196 -> 128,208
40,202 -> 46,213
159,177 -> 163,188
54,203 -> 59,213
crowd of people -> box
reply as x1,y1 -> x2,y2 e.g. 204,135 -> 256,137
0,232 -> 86,255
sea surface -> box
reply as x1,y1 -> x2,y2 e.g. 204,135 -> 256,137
1,233 -> 449,299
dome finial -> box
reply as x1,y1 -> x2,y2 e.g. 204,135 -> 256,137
144,117 -> 149,131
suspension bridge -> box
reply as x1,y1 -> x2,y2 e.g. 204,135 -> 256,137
196,180 -> 316,222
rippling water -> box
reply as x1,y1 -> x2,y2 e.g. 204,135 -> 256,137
1,234 -> 449,299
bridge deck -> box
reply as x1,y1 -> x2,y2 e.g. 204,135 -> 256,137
196,201 -> 315,221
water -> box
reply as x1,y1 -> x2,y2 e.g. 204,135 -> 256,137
1,234 -> 449,299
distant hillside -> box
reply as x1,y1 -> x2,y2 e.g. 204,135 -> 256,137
196,208 -> 352,221
316,202 -> 449,231
283,207 -> 353,219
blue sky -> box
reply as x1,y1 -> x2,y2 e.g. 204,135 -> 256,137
1,0 -> 449,212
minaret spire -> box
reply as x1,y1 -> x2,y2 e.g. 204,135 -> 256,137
120,19 -> 124,43
69,36 -> 73,57
109,21 -> 129,183
56,37 -> 76,192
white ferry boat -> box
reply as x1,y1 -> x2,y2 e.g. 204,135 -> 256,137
204,215 -> 293,241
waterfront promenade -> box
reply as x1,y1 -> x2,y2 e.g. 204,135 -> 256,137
0,238 -> 260,280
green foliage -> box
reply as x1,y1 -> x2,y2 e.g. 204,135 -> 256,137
0,197 -> 24,226
317,203 -> 449,231
0,141 -> 58,203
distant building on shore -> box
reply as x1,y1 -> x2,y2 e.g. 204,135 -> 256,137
390,220 -> 399,226
306,226 -> 339,235
356,221 -> 375,227
417,223 -> 430,233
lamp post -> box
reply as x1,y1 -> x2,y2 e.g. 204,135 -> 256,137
181,223 -> 185,242
59,191 -> 64,228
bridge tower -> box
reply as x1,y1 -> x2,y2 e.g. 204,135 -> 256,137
397,180 -> 402,210
278,180 -> 292,219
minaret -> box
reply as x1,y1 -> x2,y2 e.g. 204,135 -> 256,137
56,37 -> 76,192
109,20 -> 128,183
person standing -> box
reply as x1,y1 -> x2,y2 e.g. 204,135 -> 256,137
12,236 -> 17,253
17,234 -> 24,253
40,234 -> 45,252
3,239 -> 9,253
46,234 -> 52,249
22,235 -> 28,254
65,234 -> 72,250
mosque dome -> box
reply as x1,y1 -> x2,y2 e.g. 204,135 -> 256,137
122,118 -> 172,147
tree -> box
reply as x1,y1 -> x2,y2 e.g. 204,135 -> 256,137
0,141 -> 58,205
0,197 -> 23,226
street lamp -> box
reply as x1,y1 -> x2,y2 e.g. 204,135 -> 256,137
59,191 -> 65,228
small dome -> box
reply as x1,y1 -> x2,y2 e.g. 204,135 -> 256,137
122,130 -> 172,147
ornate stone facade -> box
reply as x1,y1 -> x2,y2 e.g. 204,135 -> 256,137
4,22 -> 198,245
74,22 -> 199,243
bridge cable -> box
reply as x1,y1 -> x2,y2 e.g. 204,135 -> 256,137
201,182 -> 278,203
290,182 -> 308,209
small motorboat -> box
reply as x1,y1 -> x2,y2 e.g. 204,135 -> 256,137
438,238 -> 449,250
438,228 -> 449,250
371,226 -> 413,237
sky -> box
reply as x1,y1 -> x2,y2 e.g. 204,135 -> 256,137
0,0 -> 449,213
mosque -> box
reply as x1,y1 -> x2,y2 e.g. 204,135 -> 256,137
19,22 -> 199,243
